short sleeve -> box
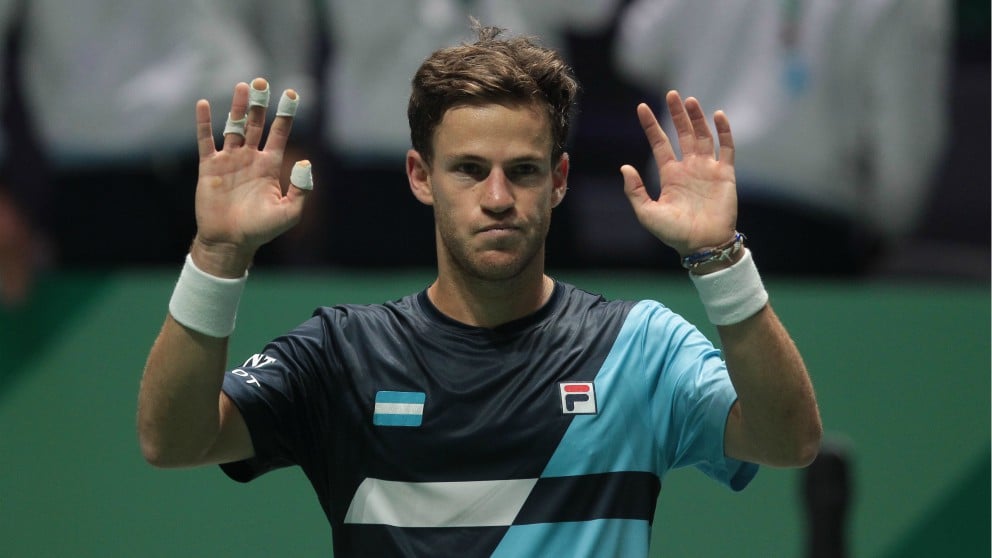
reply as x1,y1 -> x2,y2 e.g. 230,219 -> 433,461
636,302 -> 759,491
220,315 -> 330,482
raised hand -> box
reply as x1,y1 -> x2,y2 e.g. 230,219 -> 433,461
620,91 -> 737,258
191,78 -> 311,277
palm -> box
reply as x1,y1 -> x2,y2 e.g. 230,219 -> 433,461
621,92 -> 738,256
196,147 -> 298,251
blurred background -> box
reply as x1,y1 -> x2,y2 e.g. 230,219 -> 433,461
0,0 -> 988,556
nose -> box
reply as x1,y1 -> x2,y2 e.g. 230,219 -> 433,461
480,168 -> 514,213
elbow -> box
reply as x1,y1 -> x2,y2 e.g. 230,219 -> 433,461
139,438 -> 204,469
786,417 -> 824,468
140,445 -> 172,469
138,432 -> 181,469
794,427 -> 823,468
758,413 -> 823,468
137,425 -> 205,469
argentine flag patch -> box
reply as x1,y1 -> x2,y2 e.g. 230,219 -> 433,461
373,391 -> 426,427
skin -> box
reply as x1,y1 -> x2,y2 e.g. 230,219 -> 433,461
137,79 -> 820,470
406,102 -> 567,327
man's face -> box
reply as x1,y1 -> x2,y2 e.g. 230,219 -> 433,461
408,102 -> 568,282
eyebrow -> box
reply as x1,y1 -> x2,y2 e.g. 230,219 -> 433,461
443,153 -> 548,166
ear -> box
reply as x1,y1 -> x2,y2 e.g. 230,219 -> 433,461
407,149 -> 434,206
551,153 -> 569,208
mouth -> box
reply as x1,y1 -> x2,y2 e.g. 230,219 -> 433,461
476,224 -> 521,240
477,223 -> 519,233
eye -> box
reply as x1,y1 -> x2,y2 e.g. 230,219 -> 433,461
509,163 -> 543,181
454,162 -> 485,178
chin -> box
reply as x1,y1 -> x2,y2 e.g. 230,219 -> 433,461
468,254 -> 529,280
447,248 -> 536,282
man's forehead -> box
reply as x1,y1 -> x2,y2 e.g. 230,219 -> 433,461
433,101 -> 553,154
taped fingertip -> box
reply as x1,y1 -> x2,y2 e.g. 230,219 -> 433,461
223,112 -> 247,137
290,160 -> 313,191
248,79 -> 271,108
276,90 -> 299,117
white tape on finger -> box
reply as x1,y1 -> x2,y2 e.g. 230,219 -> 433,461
276,91 -> 299,117
223,112 -> 247,137
290,161 -> 313,191
248,82 -> 271,108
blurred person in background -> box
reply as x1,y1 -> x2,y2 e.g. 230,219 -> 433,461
316,0 -> 621,267
614,0 -> 951,275
0,0 -> 317,306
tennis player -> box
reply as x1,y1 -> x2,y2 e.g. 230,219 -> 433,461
138,22 -> 821,556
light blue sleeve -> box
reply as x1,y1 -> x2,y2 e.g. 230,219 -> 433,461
631,301 -> 758,491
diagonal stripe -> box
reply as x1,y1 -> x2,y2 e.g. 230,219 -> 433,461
344,478 -> 538,528
512,472 -> 660,525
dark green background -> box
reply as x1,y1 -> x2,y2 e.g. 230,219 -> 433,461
1,270 -> 988,557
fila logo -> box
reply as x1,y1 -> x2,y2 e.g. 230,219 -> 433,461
559,382 -> 597,415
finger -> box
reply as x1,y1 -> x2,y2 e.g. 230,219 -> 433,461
289,160 -> 313,192
619,164 -> 653,216
714,110 -> 735,166
223,82 -> 250,151
284,161 -> 313,223
244,77 -> 271,149
636,103 -> 677,168
665,90 -> 696,157
195,99 -> 216,159
685,97 -> 714,157
264,89 -> 299,155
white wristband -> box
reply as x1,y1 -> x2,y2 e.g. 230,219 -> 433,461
689,248 -> 768,326
168,254 -> 247,337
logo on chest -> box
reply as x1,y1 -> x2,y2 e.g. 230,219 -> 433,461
373,391 -> 426,427
559,382 -> 597,415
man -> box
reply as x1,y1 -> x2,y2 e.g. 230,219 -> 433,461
138,24 -> 821,556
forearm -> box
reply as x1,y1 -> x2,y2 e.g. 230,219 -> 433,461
137,240 -> 251,468
719,306 -> 821,467
138,316 -> 229,467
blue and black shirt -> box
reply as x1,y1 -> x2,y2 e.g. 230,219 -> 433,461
221,281 -> 757,557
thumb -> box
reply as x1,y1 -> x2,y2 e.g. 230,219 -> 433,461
620,164 -> 652,215
286,159 -> 313,202
284,160 -> 313,220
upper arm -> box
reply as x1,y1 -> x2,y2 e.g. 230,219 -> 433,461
202,392 -> 255,466
722,400 -> 756,464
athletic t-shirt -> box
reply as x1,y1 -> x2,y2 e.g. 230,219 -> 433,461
221,281 -> 757,557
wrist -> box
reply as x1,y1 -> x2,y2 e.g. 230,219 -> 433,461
168,253 -> 248,338
682,231 -> 746,274
688,247 -> 744,276
689,248 -> 768,326
190,236 -> 254,278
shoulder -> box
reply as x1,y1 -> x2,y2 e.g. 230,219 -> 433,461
303,292 -> 432,341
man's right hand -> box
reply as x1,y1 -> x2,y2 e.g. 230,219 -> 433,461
191,78 -> 311,278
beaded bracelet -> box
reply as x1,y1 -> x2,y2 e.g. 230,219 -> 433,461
681,231 -> 746,271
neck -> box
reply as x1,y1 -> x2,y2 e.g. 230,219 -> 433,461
427,265 -> 554,328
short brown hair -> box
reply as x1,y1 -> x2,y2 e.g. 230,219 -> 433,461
408,21 -> 579,165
